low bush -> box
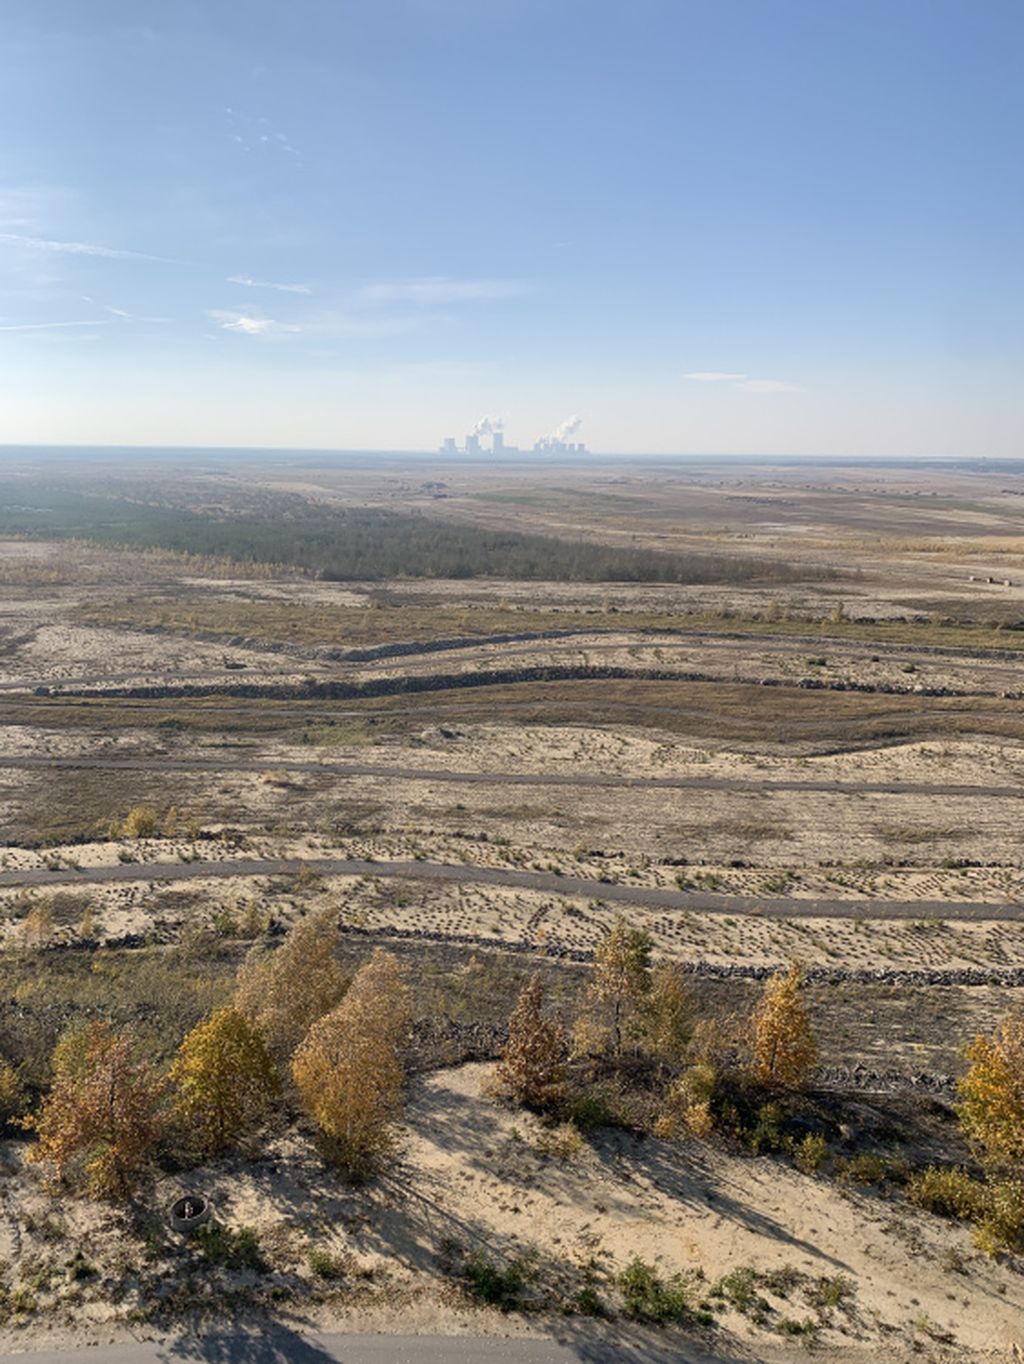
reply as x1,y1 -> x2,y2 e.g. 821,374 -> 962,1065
710,1265 -> 769,1322
308,1247 -> 351,1281
907,1167 -> 1024,1255
793,1132 -> 828,1174
809,1273 -> 854,1312
617,1256 -> 693,1324
194,1223 -> 267,1273
123,805 -> 159,839
972,1180 -> 1024,1257
535,1121 -> 583,1160
462,1250 -> 532,1309
777,1315 -> 817,1338
835,1152 -> 889,1187
907,1166 -> 983,1221
563,1084 -> 624,1133
762,1263 -> 803,1297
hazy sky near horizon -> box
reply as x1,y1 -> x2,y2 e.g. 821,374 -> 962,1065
1,0 -> 1022,457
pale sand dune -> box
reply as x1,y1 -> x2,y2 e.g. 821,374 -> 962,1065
2,1064 -> 1017,1362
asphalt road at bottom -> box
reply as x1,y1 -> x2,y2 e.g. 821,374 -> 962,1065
0,1328 -> 703,1364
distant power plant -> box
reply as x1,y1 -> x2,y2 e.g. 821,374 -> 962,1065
439,424 -> 586,456
531,437 -> 587,454
440,429 -> 520,456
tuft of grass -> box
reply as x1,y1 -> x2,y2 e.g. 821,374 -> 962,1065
809,1273 -> 854,1313
710,1265 -> 769,1322
307,1246 -> 351,1281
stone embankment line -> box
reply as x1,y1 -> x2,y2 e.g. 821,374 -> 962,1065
0,753 -> 1019,800
22,662 -> 1024,702
0,856 -> 1020,921
335,920 -> 1024,987
65,618 -> 1024,666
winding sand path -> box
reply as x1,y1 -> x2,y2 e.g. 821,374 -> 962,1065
0,855 -> 1020,922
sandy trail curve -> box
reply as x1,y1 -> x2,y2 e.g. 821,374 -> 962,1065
0,855 -> 1020,921
0,754 -> 1019,800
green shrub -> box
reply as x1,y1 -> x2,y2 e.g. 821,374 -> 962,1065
972,1180 -> 1024,1256
617,1256 -> 692,1324
574,1283 -> 604,1316
749,1102 -> 786,1154
793,1132 -> 828,1174
907,1166 -> 984,1221
564,1086 -> 622,1132
906,1168 -> 1024,1256
778,1316 -> 817,1338
809,1273 -> 853,1312
194,1223 -> 267,1273
835,1152 -> 889,1187
462,1251 -> 530,1309
762,1263 -> 803,1297
711,1265 -> 769,1321
308,1247 -> 350,1281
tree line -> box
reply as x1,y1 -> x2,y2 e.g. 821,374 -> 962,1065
0,480 -> 831,585
5,907 -> 1020,1256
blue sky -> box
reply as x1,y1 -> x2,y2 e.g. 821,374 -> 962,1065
1,0 -> 1021,455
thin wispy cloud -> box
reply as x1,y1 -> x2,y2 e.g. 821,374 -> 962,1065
736,378 -> 800,394
358,277 -> 529,305
0,318 -> 113,332
103,305 -> 171,323
227,274 -> 311,295
208,307 -> 427,342
685,370 -> 801,394
0,233 -> 177,264
208,310 -> 293,337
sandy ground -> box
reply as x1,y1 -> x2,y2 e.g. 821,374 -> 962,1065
0,1063 -> 1019,1362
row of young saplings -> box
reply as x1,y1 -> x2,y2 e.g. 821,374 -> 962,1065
4,908 -> 1023,1264
497,917 -> 1024,1260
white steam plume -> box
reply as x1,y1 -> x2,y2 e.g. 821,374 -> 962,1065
473,415 -> 504,436
535,414 -> 584,449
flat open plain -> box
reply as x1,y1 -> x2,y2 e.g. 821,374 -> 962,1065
1,455 -> 1023,1361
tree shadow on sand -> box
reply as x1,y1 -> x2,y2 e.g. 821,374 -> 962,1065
156,1323 -> 337,1363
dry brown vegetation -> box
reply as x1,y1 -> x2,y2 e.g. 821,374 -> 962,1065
2,457 -> 1024,1358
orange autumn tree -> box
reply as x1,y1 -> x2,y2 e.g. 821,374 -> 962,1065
235,905 -> 348,1056
575,917 -> 653,1059
642,963 -> 693,1066
292,948 -> 409,1176
496,974 -> 565,1110
957,1010 -> 1024,1165
751,965 -> 818,1089
170,1007 -> 279,1157
29,1022 -> 168,1199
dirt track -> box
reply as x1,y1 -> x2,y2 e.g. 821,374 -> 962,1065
0,753 -> 1019,800
1,855 -> 1020,921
